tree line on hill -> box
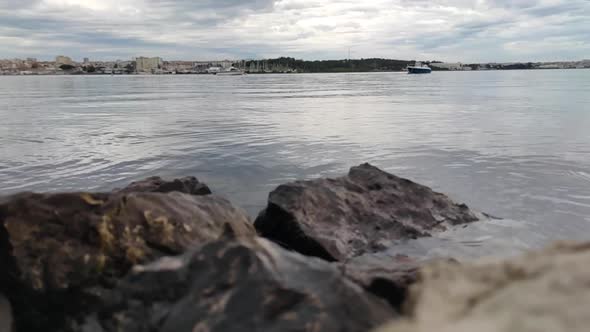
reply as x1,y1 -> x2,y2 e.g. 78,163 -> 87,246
243,57 -> 415,73
242,58 -> 545,73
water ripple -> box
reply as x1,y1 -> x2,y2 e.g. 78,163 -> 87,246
1,71 -> 589,252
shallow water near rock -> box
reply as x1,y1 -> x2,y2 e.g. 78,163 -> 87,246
1,70 -> 589,258
371,218 -> 544,261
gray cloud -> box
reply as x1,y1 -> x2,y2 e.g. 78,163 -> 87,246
0,0 -> 588,62
0,0 -> 41,9
524,2 -> 589,17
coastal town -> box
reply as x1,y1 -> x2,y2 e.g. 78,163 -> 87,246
1,55 -> 589,75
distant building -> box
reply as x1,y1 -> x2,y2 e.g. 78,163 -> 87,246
26,58 -> 37,62
83,58 -> 90,64
218,60 -> 233,69
163,61 -> 195,73
135,56 -> 162,73
116,60 -> 132,69
191,60 -> 239,73
430,62 -> 463,71
55,55 -> 73,65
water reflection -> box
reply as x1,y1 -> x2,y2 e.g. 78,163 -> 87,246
0,71 -> 589,257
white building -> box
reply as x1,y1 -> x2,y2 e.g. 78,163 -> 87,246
135,57 -> 162,73
55,55 -> 73,65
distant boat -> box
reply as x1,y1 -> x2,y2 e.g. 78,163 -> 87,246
407,63 -> 432,74
216,67 -> 244,76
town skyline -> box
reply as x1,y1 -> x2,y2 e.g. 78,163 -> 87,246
2,54 -> 589,76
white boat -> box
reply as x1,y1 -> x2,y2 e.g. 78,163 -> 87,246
407,62 -> 432,74
216,67 -> 244,76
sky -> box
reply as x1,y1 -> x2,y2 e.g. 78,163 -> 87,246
0,0 -> 588,62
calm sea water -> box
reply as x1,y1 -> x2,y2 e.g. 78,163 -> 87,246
1,71 -> 589,257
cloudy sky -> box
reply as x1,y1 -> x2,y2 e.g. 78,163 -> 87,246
0,0 -> 588,62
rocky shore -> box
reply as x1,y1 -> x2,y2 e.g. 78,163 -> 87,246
0,164 -> 586,332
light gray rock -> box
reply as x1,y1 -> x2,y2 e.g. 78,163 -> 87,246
374,242 -> 590,332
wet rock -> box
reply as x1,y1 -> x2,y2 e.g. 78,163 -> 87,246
0,191 -> 254,331
255,163 -> 482,261
116,176 -> 212,195
85,234 -> 396,332
374,242 -> 590,332
0,294 -> 13,332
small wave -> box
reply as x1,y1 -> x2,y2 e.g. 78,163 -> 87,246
567,170 -> 590,183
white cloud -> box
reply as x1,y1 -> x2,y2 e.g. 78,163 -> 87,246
0,0 -> 588,61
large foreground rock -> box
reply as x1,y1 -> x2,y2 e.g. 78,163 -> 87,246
255,163 -> 482,261
375,242 -> 590,332
0,190 -> 254,331
82,234 -> 395,332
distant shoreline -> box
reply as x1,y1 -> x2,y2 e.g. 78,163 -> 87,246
3,57 -> 589,76
1,67 -> 588,77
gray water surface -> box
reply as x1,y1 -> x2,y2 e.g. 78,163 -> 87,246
1,70 -> 589,257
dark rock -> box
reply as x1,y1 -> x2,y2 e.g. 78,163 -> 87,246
255,163 -> 482,261
340,254 -> 420,312
0,191 -> 254,331
116,176 -> 212,196
84,234 -> 395,332
340,253 -> 458,313
0,294 -> 13,332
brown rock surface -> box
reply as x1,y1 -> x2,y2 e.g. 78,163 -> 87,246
374,242 -> 590,332
255,163 -> 482,261
0,190 -> 254,331
83,234 -> 396,332
115,176 -> 212,195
